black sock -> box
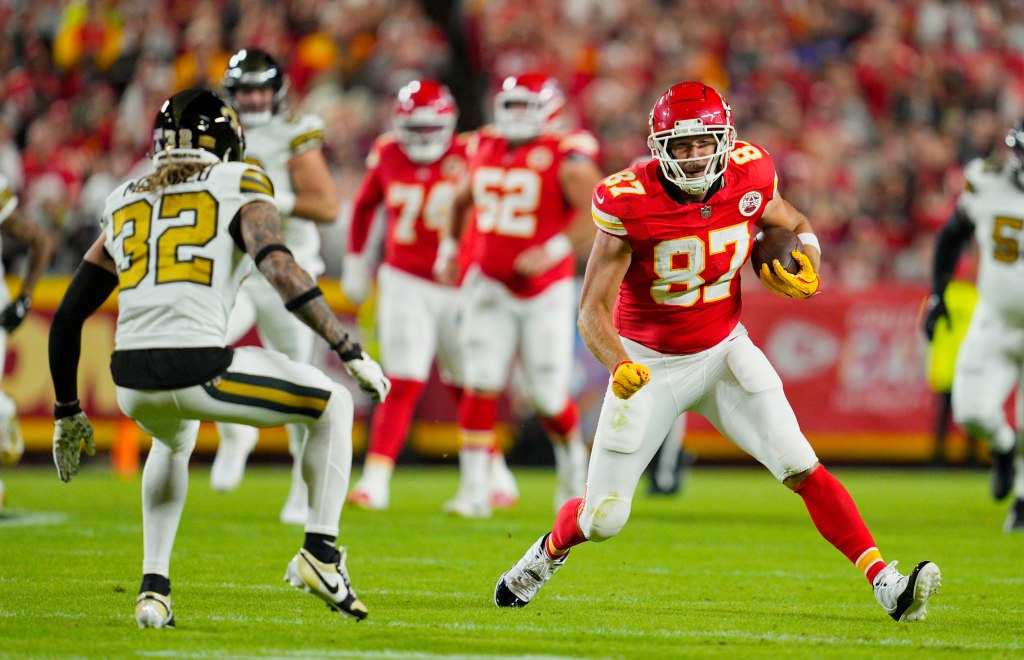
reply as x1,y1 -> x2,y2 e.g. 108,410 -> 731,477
303,533 -> 340,564
139,573 -> 171,596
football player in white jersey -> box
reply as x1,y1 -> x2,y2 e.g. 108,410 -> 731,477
924,120 -> 1024,530
210,49 -> 341,525
0,174 -> 54,510
48,89 -> 390,627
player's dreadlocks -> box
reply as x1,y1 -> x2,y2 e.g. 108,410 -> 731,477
133,162 -> 208,193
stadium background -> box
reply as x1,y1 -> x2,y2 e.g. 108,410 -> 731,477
3,0 -> 1018,465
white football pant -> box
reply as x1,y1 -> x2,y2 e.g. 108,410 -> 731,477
458,268 -> 575,415
119,346 -> 353,577
377,264 -> 462,384
214,274 -> 318,492
579,326 -> 818,542
951,303 -> 1024,454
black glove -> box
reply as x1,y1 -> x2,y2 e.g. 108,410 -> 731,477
922,293 -> 948,341
0,295 -> 30,333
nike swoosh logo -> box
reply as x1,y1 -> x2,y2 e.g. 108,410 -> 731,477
302,553 -> 340,594
595,192 -> 605,204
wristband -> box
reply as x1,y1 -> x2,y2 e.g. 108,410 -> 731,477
543,233 -> 573,260
253,243 -> 293,267
275,190 -> 296,216
335,340 -> 363,362
54,400 -> 82,420
797,232 -> 820,254
284,286 -> 324,311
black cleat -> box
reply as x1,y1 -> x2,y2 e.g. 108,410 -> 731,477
1003,498 -> 1024,532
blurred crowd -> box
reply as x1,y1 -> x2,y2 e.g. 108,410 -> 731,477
2,0 -> 1022,283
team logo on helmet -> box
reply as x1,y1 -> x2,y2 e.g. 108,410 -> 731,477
738,191 -> 763,216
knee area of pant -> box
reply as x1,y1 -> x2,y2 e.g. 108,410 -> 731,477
579,494 -> 631,542
953,411 -> 997,439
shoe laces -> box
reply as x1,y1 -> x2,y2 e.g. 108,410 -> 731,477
873,561 -> 906,609
510,540 -> 563,593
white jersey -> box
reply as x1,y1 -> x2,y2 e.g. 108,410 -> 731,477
100,162 -> 277,350
0,173 -> 16,285
244,111 -> 326,276
959,158 -> 1024,325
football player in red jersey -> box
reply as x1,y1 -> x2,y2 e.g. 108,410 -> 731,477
434,73 -> 603,518
493,82 -> 942,623
342,80 -> 471,510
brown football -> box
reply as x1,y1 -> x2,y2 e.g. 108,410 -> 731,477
751,227 -> 801,278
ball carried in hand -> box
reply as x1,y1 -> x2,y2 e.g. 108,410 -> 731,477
751,227 -> 802,278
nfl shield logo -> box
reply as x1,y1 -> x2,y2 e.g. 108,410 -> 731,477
701,206 -> 712,219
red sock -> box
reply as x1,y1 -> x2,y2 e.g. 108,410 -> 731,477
458,393 -> 497,432
795,466 -> 885,583
443,383 -> 464,406
365,378 -> 425,461
540,402 -> 578,442
548,497 -> 587,557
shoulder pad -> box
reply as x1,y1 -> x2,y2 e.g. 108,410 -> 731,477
240,165 -> 276,197
559,130 -> 600,158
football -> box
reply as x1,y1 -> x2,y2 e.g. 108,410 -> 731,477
751,227 -> 802,278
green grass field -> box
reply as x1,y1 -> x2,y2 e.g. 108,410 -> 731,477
1,463 -> 1023,658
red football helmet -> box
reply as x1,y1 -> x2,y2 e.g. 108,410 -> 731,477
493,72 -> 565,142
394,79 -> 458,164
648,82 -> 736,195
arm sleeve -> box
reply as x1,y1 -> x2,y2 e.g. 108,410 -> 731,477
349,163 -> 384,254
931,206 -> 975,295
49,261 -> 119,403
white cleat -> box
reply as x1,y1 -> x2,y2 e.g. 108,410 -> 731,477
489,454 -> 519,510
494,533 -> 568,607
135,592 -> 175,628
873,560 -> 941,621
284,548 -> 367,620
346,475 -> 390,511
209,436 -> 258,492
279,479 -> 309,525
442,494 -> 492,519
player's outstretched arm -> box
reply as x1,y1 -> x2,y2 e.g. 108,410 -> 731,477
0,210 -> 55,332
48,233 -> 117,481
433,175 -> 472,284
240,200 -> 390,401
287,148 -> 340,224
579,232 -> 650,399
923,206 -> 975,339
757,194 -> 821,298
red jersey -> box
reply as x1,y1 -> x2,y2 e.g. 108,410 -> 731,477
350,133 -> 470,281
591,141 -> 778,354
465,127 -> 600,297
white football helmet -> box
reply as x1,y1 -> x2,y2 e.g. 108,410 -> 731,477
493,72 -> 564,142
393,79 -> 458,164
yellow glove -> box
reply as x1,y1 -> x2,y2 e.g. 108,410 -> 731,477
612,360 -> 650,400
758,250 -> 820,299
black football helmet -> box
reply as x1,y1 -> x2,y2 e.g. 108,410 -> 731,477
151,88 -> 244,166
222,48 -> 288,125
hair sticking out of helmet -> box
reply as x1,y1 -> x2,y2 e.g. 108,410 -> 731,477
394,79 -> 458,164
647,82 -> 736,195
151,88 -> 245,168
222,48 -> 288,127
493,72 -> 565,142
